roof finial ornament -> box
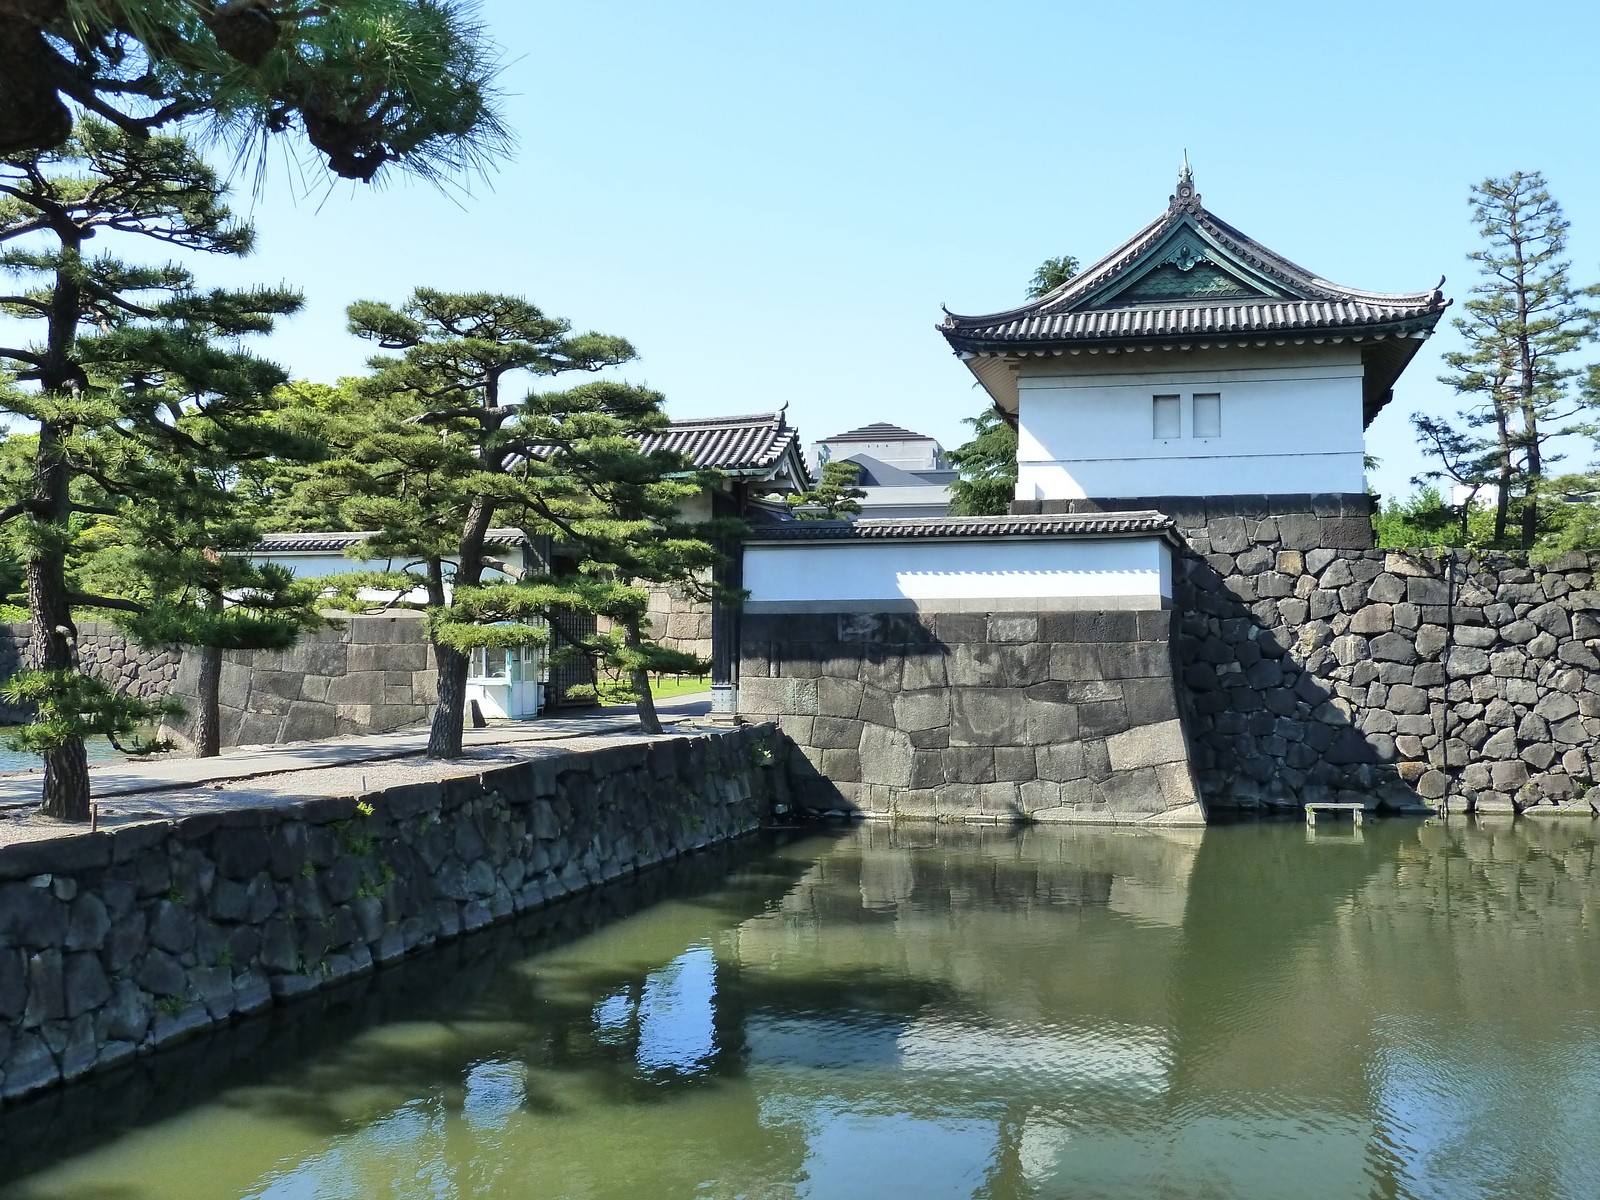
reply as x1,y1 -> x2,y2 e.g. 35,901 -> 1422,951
1170,151 -> 1201,214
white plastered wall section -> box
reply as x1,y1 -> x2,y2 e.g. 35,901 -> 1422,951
1013,344 -> 1366,500
743,536 -> 1173,612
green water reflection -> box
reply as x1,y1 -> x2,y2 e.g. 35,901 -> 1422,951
1,817 -> 1599,1199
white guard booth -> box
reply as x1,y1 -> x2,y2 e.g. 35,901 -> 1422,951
742,512 -> 1177,614
466,645 -> 543,719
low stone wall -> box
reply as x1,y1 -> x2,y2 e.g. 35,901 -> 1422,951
0,623 -> 180,725
0,724 -> 785,1103
738,610 -> 1203,824
1175,545 -> 1600,814
166,616 -> 436,749
645,584 -> 713,663
0,617 -> 438,749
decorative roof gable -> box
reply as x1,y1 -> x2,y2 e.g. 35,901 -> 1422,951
939,162 -> 1450,425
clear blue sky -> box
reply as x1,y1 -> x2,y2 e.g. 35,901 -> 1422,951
174,0 -> 1600,500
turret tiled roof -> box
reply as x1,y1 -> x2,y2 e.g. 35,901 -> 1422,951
940,165 -> 1449,424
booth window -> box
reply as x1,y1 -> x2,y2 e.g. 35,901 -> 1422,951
1193,393 -> 1222,438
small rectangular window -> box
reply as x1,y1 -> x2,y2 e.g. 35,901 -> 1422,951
1152,394 -> 1180,439
1193,392 -> 1221,438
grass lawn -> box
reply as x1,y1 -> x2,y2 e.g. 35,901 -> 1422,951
597,673 -> 711,706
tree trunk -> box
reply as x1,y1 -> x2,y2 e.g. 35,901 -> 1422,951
426,495 -> 496,760
38,739 -> 89,822
194,644 -> 223,757
1520,401 -> 1541,551
625,621 -> 662,735
428,641 -> 469,758
29,422 -> 89,821
1493,402 -> 1513,545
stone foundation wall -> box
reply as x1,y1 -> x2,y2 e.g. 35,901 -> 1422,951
738,610 -> 1203,824
1175,545 -> 1600,814
0,724 -> 785,1103
0,623 -> 180,725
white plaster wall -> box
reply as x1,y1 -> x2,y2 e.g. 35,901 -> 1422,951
743,537 -> 1171,610
1014,344 -> 1366,499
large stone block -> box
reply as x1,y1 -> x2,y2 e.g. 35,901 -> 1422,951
942,746 -> 995,784
812,717 -> 864,750
816,678 -> 864,719
893,689 -> 951,733
949,642 -> 1050,688
950,690 -> 1028,746
1036,742 -> 1088,782
325,671 -> 387,705
858,724 -> 914,788
901,650 -> 949,690
1106,719 -> 1188,770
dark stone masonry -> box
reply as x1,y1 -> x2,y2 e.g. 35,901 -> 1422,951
0,623 -> 179,725
742,492 -> 1600,820
0,724 -> 785,1103
737,610 -> 1203,824
1179,544 -> 1600,815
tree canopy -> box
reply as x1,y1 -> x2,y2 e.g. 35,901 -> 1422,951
0,0 -> 509,182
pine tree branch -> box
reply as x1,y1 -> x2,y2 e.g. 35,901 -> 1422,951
0,346 -> 43,364
67,593 -> 147,614
480,556 -> 525,580
407,405 -> 519,425
0,500 -> 47,525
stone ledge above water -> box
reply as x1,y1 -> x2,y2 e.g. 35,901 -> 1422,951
0,724 -> 787,1105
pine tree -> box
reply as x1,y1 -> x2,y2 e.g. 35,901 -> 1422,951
1027,255 -> 1080,299
788,460 -> 866,519
0,119 -> 304,817
1409,413 -> 1502,542
0,0 -> 508,183
79,384 -> 329,757
1437,172 -> 1594,549
947,408 -> 1018,516
508,381 -> 742,735
306,290 -> 633,758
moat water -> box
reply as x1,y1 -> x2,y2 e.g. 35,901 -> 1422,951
1,818 -> 1598,1199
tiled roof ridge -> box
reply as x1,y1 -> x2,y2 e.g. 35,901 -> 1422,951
661,410 -> 784,429
821,422 -> 935,442
748,510 -> 1177,541
255,528 -> 529,552
637,411 -> 805,474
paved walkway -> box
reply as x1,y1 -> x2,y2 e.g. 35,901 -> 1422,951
0,694 -> 714,809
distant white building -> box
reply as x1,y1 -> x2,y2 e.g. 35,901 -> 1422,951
810,422 -> 956,518
938,165 -> 1449,506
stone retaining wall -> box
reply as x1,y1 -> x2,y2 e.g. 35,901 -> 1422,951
0,623 -> 180,725
0,618 -> 438,749
738,610 -> 1204,824
165,616 -> 437,750
645,584 -> 713,663
1175,545 -> 1600,814
0,723 -> 786,1103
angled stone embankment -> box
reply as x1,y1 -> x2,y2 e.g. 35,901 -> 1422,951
0,722 -> 785,1104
